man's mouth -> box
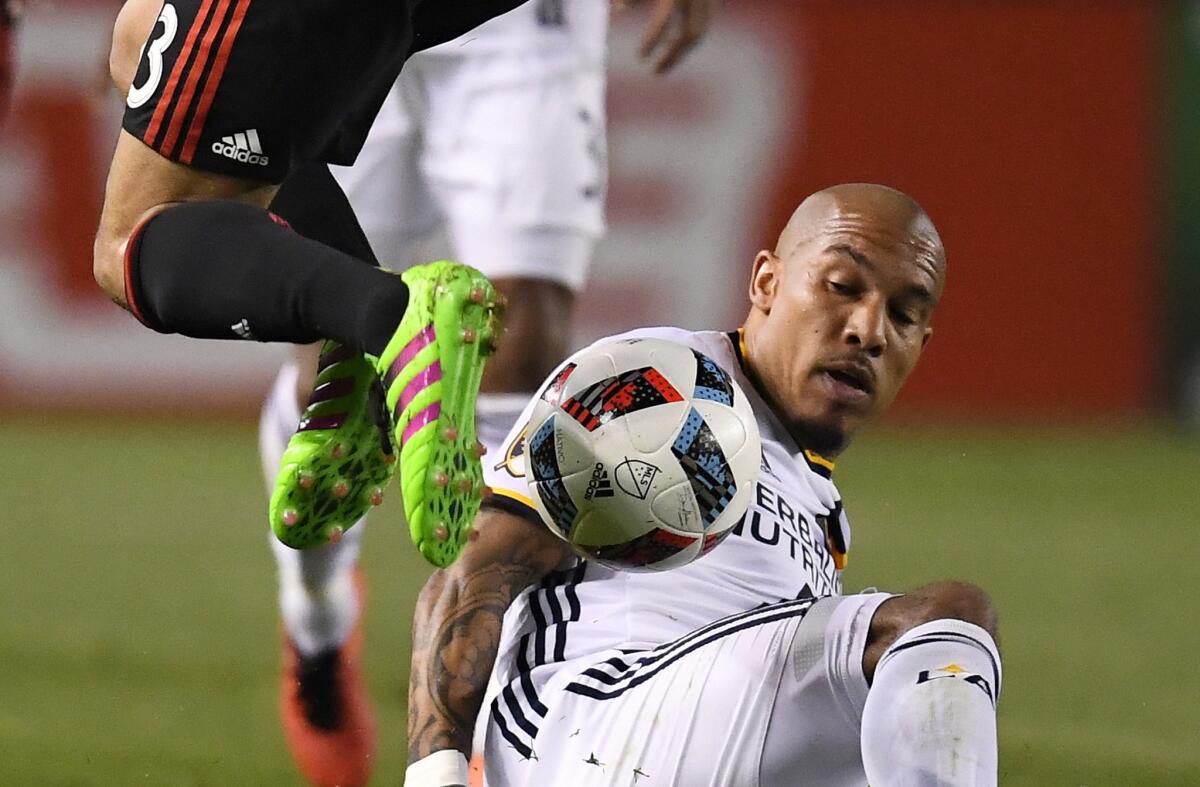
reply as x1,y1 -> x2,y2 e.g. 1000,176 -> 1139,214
818,362 -> 875,402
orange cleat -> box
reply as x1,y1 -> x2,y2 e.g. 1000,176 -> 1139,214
279,570 -> 376,787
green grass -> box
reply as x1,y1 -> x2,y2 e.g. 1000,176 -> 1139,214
0,418 -> 1197,785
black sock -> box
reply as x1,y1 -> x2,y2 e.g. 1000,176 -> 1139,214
268,162 -> 379,266
128,197 -> 406,356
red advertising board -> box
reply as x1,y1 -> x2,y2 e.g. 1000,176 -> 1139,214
0,2 -> 1160,418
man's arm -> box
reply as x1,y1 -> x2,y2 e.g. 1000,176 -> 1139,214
407,505 -> 571,768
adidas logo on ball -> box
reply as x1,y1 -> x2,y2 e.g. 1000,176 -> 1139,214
211,129 -> 269,166
584,462 -> 614,500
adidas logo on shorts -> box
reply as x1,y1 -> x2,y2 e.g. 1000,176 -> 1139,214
211,129 -> 269,166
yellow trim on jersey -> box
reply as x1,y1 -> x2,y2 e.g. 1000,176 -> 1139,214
831,550 -> 848,571
491,487 -> 536,510
737,326 -> 749,359
804,449 -> 836,472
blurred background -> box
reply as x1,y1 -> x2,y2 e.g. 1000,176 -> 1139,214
2,0 -> 1199,784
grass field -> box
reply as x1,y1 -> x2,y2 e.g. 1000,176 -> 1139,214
1,418 -> 1197,786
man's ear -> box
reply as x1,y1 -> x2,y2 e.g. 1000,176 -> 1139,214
748,250 -> 781,313
921,326 -> 933,349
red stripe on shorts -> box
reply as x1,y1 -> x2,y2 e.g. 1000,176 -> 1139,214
180,0 -> 252,164
158,0 -> 234,158
143,0 -> 220,149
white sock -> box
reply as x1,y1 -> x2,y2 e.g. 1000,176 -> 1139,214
475,393 -> 531,465
260,362 -> 365,656
861,619 -> 1001,787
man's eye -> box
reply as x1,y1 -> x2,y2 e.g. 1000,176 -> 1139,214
828,280 -> 854,295
890,307 -> 917,327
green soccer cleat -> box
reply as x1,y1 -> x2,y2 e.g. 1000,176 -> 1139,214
376,261 -> 502,567
269,342 -> 397,549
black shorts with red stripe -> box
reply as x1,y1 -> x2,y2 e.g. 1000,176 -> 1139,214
122,0 -> 525,183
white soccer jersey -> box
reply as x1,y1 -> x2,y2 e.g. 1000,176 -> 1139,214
424,0 -> 608,64
481,327 -> 853,760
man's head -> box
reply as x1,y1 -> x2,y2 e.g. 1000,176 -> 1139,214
742,183 -> 946,456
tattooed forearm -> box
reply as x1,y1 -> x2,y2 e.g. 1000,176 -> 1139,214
408,512 -> 569,764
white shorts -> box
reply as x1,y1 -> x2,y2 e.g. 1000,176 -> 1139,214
482,592 -> 892,787
330,40 -> 607,292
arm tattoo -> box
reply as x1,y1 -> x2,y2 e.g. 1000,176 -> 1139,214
408,526 -> 563,764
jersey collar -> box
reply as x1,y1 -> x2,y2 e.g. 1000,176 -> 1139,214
729,327 -> 837,478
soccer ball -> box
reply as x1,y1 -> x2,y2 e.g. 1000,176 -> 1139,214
525,337 -> 761,572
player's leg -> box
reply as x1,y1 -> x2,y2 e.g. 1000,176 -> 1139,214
100,1 -> 503,561
261,357 -> 376,787
859,581 -> 1001,787
418,41 -> 607,463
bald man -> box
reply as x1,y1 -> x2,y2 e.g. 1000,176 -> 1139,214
404,184 -> 1000,787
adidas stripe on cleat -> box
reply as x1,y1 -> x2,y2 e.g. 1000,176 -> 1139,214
375,261 -> 502,568
269,342 -> 397,549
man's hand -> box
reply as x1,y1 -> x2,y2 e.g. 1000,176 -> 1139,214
616,0 -> 715,74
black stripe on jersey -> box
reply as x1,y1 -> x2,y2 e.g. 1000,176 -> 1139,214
500,683 -> 539,739
880,631 -> 1002,705
566,598 -> 816,700
491,561 -> 587,755
490,701 -> 533,759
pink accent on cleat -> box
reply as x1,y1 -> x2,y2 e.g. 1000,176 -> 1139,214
444,426 -> 459,441
461,327 -> 477,344
474,442 -> 487,457
298,472 -> 315,490
469,286 -> 486,304
384,325 -> 436,389
282,509 -> 299,527
328,526 -> 344,544
332,480 -> 350,499
400,402 -> 440,445
457,478 -> 473,494
434,524 -> 449,542
434,472 -> 450,488
369,489 -> 384,507
399,362 -> 443,411
330,444 -> 345,459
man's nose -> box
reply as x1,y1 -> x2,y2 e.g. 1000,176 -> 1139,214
844,298 -> 886,357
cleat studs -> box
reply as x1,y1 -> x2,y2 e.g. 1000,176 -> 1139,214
368,488 -> 384,507
461,327 -> 477,344
330,443 -> 345,459
469,286 -> 487,304
443,425 -> 459,441
457,478 -> 473,494
297,471 -> 315,490
434,523 -> 449,542
327,526 -> 344,544
433,471 -> 450,488
281,509 -> 299,527
474,442 -> 487,457
332,479 -> 350,499
385,452 -> 397,465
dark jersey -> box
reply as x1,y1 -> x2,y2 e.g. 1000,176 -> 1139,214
122,0 -> 526,183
